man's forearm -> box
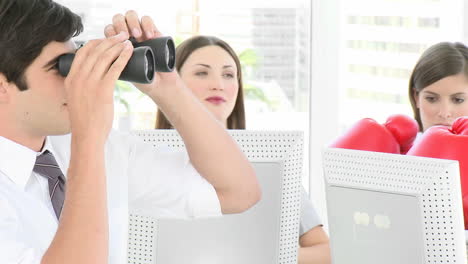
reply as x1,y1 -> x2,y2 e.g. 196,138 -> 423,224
153,81 -> 261,213
41,138 -> 108,264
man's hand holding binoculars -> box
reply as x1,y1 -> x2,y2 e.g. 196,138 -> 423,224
64,11 -> 202,138
102,11 -> 204,132
64,31 -> 133,146
102,10 -> 177,101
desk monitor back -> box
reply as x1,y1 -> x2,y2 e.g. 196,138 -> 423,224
127,130 -> 304,264
323,148 -> 467,264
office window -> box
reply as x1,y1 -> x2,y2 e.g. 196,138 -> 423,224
56,0 -> 310,126
340,0 -> 465,127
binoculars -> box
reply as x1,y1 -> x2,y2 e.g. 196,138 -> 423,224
57,36 -> 175,84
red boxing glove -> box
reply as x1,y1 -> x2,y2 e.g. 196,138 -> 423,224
464,195 -> 468,229
330,114 -> 419,154
384,114 -> 419,154
407,116 -> 468,228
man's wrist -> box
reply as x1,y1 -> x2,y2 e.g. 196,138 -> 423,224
71,134 -> 106,153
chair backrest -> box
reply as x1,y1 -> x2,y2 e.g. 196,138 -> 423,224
127,130 -> 304,264
323,147 -> 467,264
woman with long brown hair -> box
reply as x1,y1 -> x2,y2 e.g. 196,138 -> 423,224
156,35 -> 245,129
409,42 -> 468,132
156,35 -> 331,264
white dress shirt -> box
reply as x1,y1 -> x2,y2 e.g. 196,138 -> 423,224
0,130 -> 221,264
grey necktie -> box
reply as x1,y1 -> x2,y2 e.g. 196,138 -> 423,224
33,150 -> 66,219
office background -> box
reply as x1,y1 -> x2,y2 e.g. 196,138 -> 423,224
56,0 -> 468,229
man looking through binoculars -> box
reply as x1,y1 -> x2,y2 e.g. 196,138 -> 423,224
0,1 -> 261,263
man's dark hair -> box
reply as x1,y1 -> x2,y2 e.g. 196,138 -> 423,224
0,0 -> 83,91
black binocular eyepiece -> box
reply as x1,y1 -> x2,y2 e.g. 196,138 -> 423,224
57,36 -> 175,84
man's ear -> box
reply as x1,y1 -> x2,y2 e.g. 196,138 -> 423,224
0,73 -> 12,104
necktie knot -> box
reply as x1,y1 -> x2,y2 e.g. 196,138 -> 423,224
34,150 -> 62,181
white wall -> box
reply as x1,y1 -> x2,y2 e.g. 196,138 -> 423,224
309,0 -> 342,230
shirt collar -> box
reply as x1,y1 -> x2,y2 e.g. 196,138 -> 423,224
40,136 -> 57,157
0,136 -> 56,189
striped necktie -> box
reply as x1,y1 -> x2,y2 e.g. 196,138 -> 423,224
33,150 -> 66,219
